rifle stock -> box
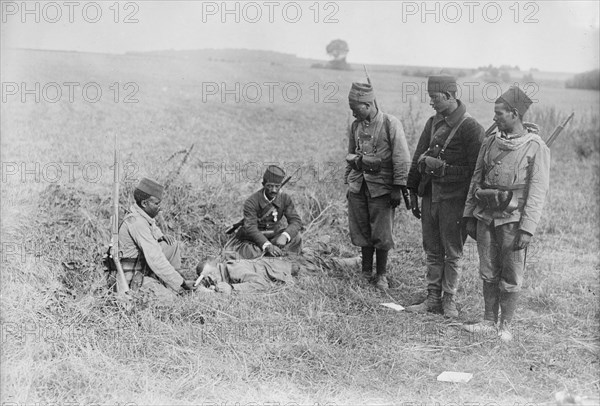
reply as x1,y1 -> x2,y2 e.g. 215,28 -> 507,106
111,134 -> 129,294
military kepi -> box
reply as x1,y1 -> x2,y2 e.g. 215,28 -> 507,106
348,82 -> 375,103
496,86 -> 533,117
427,75 -> 458,94
136,177 -> 164,199
263,165 -> 285,184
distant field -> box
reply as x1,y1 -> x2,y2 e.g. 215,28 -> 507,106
1,49 -> 598,404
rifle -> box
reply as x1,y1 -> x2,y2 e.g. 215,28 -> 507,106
363,65 -> 379,111
485,122 -> 497,137
109,133 -> 129,294
225,167 -> 301,235
545,112 -> 574,146
363,65 -> 411,210
483,112 -> 575,214
484,110 -> 574,145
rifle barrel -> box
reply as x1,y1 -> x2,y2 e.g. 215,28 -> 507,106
485,122 -> 497,137
112,134 -> 129,294
363,64 -> 379,111
545,112 -> 574,147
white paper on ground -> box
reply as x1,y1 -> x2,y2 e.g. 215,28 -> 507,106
380,303 -> 405,311
437,371 -> 473,383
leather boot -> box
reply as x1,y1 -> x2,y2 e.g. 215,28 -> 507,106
406,289 -> 442,314
374,249 -> 389,290
442,292 -> 459,318
361,247 -> 374,278
499,291 -> 519,342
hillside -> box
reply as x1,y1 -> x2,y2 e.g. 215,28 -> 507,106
1,48 -> 599,404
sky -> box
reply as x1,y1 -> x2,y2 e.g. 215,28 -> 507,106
1,0 -> 599,73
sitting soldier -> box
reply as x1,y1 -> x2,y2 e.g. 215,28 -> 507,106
223,165 -> 303,260
118,177 -> 197,301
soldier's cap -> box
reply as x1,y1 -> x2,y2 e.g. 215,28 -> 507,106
496,86 -> 533,118
263,165 -> 285,184
348,82 -> 375,103
427,75 -> 458,94
136,177 -> 164,200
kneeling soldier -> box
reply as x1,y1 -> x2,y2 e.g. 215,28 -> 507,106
224,165 -> 303,260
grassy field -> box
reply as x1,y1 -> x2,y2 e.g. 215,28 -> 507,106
1,48 -> 599,405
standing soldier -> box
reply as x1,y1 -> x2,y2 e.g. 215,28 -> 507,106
406,75 -> 484,317
345,82 -> 411,290
462,86 -> 550,341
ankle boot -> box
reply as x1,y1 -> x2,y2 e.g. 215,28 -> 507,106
406,289 -> 442,313
442,292 -> 458,318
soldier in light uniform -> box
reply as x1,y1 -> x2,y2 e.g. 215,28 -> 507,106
118,178 -> 196,301
345,82 -> 411,290
462,86 -> 550,341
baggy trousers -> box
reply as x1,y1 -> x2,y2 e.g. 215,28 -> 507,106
421,194 -> 465,295
476,221 -> 526,293
348,182 -> 394,251
124,241 -> 184,304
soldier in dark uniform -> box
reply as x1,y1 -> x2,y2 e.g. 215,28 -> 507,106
223,165 -> 303,260
406,75 -> 484,317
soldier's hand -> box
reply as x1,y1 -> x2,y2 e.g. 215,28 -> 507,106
514,230 -> 532,250
272,233 -> 288,248
390,186 -> 402,208
410,193 -> 421,219
180,279 -> 197,292
159,235 -> 175,245
265,243 -> 283,257
215,282 -> 233,295
464,217 -> 477,240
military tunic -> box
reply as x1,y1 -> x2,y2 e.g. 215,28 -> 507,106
463,126 -> 550,292
119,204 -> 185,299
223,190 -> 302,259
407,101 -> 484,295
345,110 -> 411,250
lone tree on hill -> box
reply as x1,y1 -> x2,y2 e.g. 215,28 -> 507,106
325,39 -> 351,70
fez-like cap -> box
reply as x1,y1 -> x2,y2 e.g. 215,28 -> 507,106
263,165 -> 285,184
496,86 -> 533,118
348,82 -> 375,103
136,177 -> 164,199
427,75 -> 458,94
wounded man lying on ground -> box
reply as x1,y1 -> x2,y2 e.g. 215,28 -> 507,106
195,257 -> 297,294
195,254 -> 361,294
